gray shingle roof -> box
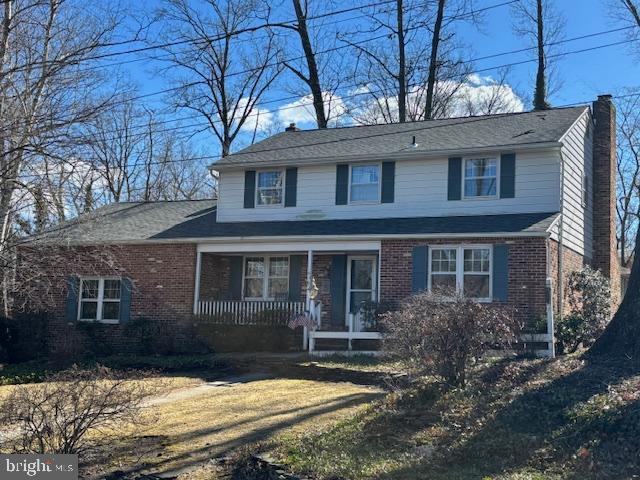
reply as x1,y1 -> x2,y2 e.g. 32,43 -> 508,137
34,199 -> 559,244
214,106 -> 588,168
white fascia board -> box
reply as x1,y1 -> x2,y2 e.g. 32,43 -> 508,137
197,240 -> 381,253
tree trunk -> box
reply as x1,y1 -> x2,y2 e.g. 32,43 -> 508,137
425,0 -> 446,120
397,0 -> 406,123
588,230 -> 640,360
292,0 -> 327,128
533,0 -> 550,110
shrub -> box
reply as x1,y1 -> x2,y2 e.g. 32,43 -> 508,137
381,291 -> 519,387
357,300 -> 399,331
556,267 -> 611,355
0,312 -> 49,363
0,365 -> 159,454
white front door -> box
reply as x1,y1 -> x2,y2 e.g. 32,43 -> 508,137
346,255 -> 377,325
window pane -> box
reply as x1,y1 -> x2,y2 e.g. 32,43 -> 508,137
464,274 -> 490,298
268,278 -> 288,298
350,165 -> 379,202
465,159 -> 496,177
351,259 -> 373,290
269,257 -> 289,277
103,279 -> 121,299
431,274 -> 457,294
244,278 -> 263,298
350,291 -> 373,313
257,188 -> 283,205
464,249 -> 490,273
257,171 -> 283,188
81,280 -> 99,299
102,302 -> 120,320
465,178 -> 496,196
351,165 -> 379,184
80,301 -> 98,320
245,257 -> 265,277
257,171 -> 283,206
431,249 -> 457,273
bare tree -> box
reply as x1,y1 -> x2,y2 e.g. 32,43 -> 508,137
343,0 -> 475,124
157,0 -> 282,157
511,0 -> 565,110
615,94 -> 640,268
0,0 -> 129,315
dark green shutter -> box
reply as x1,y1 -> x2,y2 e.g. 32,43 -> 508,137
492,245 -> 509,301
65,276 -> 79,322
448,157 -> 462,200
288,255 -> 304,301
244,170 -> 256,208
500,153 -> 516,198
119,277 -> 132,323
335,164 -> 349,205
285,167 -> 298,207
230,256 -> 243,300
330,255 -> 347,327
381,161 -> 395,203
411,246 -> 428,293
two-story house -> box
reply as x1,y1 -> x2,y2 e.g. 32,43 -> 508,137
23,95 -> 619,356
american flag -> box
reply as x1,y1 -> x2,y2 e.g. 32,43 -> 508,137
288,312 -> 316,330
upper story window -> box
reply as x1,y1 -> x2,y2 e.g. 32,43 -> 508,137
243,256 -> 289,300
429,246 -> 492,301
256,170 -> 284,206
350,164 -> 380,203
79,278 -> 121,323
464,158 -> 497,198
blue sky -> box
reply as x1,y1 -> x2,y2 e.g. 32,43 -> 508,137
112,0 -> 640,158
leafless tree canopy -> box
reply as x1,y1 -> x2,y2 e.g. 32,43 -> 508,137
157,0 -> 282,156
511,0 -> 565,110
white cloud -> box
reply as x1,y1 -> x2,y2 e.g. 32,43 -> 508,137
275,92 -> 348,128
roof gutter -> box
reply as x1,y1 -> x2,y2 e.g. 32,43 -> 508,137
212,141 -> 563,171
29,230 -> 554,248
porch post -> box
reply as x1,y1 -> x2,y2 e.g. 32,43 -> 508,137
303,249 -> 313,351
193,249 -> 202,315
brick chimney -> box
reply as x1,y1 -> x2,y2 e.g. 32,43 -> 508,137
285,122 -> 299,132
592,94 -> 620,308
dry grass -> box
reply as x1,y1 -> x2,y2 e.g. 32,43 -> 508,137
92,377 -> 383,477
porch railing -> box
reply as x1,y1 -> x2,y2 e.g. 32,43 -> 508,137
195,300 -> 306,326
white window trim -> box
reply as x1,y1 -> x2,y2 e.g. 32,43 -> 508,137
255,169 -> 285,208
349,163 -> 382,205
462,157 -> 500,200
427,245 -> 493,302
78,277 -> 121,324
242,255 -> 290,301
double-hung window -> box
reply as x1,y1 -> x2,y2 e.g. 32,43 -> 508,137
350,164 -> 380,203
429,246 -> 492,301
256,170 -> 284,206
464,158 -> 497,197
243,256 -> 289,300
79,278 -> 121,322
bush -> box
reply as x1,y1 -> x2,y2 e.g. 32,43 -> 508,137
556,267 -> 611,355
0,365 -> 159,454
357,300 -> 398,331
381,291 -> 519,387
0,312 -> 49,363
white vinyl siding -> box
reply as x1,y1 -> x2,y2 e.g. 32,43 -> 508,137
217,150 -> 561,222
556,111 -> 594,257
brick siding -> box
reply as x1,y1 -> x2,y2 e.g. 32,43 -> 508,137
379,237 -> 549,326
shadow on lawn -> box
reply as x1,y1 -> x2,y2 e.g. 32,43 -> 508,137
95,390 -> 383,478
377,357 -> 640,479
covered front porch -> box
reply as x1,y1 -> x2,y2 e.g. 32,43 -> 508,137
192,240 -> 384,353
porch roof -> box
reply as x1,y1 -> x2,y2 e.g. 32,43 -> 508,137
32,199 -> 559,245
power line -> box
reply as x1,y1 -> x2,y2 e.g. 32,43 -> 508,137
11,90 -> 640,182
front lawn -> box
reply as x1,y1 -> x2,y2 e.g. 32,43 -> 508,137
269,355 -> 640,479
